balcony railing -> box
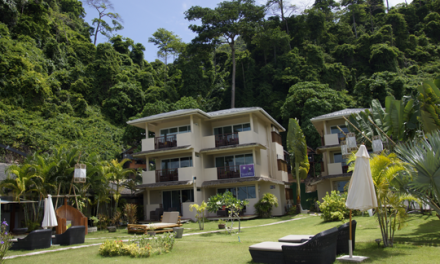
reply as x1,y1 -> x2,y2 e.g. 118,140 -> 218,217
154,134 -> 177,149
215,132 -> 239,147
277,159 -> 288,172
155,168 -> 178,182
271,131 -> 282,145
217,165 -> 240,179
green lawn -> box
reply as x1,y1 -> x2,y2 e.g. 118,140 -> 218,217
6,213 -> 440,264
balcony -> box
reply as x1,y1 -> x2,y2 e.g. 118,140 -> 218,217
215,132 -> 239,147
156,168 -> 178,182
141,133 -> 192,152
327,162 -> 350,175
217,165 -> 240,179
142,167 -> 194,184
154,135 -> 177,149
202,130 -> 260,149
322,133 -> 346,146
271,131 -> 282,145
277,159 -> 288,172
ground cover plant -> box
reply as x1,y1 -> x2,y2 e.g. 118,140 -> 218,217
4,214 -> 439,264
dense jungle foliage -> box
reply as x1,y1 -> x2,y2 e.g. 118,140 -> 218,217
1,0 -> 440,160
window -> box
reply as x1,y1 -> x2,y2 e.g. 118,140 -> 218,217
161,125 -> 191,135
330,125 -> 348,134
217,185 -> 256,199
215,154 -> 253,167
161,157 -> 192,169
333,153 -> 347,166
181,189 -> 194,202
214,123 -> 251,135
333,180 -> 349,193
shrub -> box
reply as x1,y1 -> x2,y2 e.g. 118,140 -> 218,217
99,240 -> 151,258
317,191 -> 350,222
124,204 -> 138,224
97,214 -> 109,230
0,221 -> 13,262
254,193 -> 279,218
287,205 -> 297,215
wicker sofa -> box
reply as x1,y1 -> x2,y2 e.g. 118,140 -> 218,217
277,219 -> 357,256
336,220 -> 357,255
249,227 -> 339,264
52,226 -> 85,246
10,229 -> 52,250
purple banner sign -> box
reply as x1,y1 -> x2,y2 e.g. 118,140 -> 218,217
240,164 -> 255,177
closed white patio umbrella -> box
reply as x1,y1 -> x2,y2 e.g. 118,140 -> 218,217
337,145 -> 378,262
42,194 -> 58,229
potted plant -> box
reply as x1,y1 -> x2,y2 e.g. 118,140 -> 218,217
147,223 -> 156,236
218,219 -> 226,229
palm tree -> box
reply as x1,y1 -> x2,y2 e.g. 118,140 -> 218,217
347,151 -> 417,247
105,159 -> 132,211
395,130 -> 440,218
286,118 -> 310,213
1,164 -> 40,201
1,163 -> 42,226
30,154 -> 57,202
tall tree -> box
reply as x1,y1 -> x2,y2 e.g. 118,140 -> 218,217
266,0 -> 296,49
86,0 -> 123,45
286,118 -> 310,213
148,28 -> 184,66
185,0 -> 265,108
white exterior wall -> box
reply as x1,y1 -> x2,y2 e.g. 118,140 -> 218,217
259,182 -> 285,216
135,110 -> 288,218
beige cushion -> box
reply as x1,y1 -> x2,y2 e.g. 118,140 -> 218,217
162,212 -> 170,223
249,242 -> 304,252
278,235 -> 314,243
168,211 -> 179,223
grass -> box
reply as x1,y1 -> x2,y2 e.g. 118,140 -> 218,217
6,213 -> 440,264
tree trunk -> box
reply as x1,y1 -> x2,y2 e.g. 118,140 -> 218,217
386,0 -> 390,12
241,62 -> 246,92
230,42 -> 236,108
280,0 -> 292,50
273,45 -> 277,65
94,20 -> 101,45
295,163 -> 301,214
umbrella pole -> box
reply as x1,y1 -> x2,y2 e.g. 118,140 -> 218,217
349,209 -> 353,258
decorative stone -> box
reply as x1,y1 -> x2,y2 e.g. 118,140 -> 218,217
107,226 -> 116,232
88,227 -> 98,233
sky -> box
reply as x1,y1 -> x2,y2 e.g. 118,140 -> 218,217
80,0 -> 411,63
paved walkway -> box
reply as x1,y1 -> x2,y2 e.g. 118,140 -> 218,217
5,216 -> 307,260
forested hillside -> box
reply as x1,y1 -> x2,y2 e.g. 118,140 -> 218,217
1,0 -> 439,161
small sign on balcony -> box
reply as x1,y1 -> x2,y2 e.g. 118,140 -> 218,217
240,164 -> 255,177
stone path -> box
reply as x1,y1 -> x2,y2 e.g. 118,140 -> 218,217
5,216 -> 307,260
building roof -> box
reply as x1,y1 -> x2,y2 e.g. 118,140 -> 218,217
127,107 -> 285,132
310,109 -> 367,122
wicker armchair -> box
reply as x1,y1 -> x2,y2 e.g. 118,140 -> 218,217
281,227 -> 339,264
337,220 -> 356,255
10,229 -> 52,250
52,226 -> 85,246
150,208 -> 164,221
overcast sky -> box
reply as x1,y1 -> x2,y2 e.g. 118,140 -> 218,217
80,0 -> 411,63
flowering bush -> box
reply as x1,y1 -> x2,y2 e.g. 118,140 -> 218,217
0,220 -> 13,262
99,233 -> 175,258
317,191 -> 350,222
